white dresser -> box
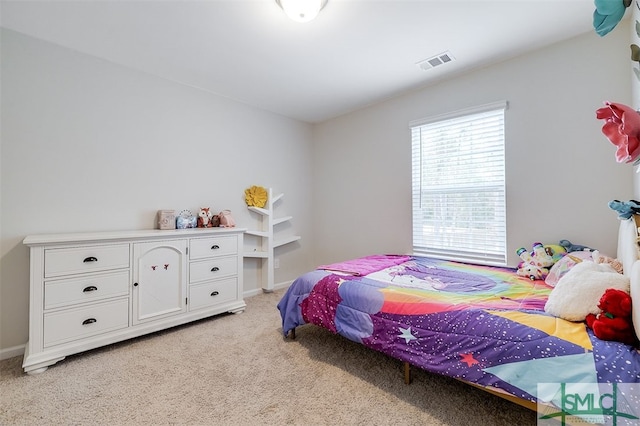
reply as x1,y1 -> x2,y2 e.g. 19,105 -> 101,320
22,228 -> 246,374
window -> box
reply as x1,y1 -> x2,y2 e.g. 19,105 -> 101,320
411,101 -> 507,266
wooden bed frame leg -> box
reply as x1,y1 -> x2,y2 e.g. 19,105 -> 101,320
289,328 -> 296,340
403,361 -> 412,385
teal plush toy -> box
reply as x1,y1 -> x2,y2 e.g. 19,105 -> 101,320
559,239 -> 595,253
608,199 -> 640,220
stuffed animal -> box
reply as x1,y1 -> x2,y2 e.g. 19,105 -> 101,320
516,242 -> 556,280
608,199 -> 640,220
592,250 -> 624,274
585,288 -> 638,346
559,239 -> 595,253
197,207 -> 213,228
218,210 -> 236,228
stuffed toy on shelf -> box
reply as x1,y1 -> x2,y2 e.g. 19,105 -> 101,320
197,207 -> 214,228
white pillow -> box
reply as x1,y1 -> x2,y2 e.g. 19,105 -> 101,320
544,261 -> 630,321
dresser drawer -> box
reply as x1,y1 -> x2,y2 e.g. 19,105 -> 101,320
189,256 -> 238,283
189,236 -> 237,260
45,244 -> 130,278
189,277 -> 237,311
44,271 -> 130,310
43,298 -> 129,347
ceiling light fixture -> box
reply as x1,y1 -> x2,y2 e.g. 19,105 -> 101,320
276,0 -> 328,23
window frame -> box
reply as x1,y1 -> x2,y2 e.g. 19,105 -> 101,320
410,100 -> 508,266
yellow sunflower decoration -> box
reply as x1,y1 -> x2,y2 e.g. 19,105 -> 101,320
244,185 -> 268,208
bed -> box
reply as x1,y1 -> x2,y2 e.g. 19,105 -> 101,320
277,220 -> 640,414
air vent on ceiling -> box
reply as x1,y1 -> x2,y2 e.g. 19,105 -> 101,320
416,51 -> 455,71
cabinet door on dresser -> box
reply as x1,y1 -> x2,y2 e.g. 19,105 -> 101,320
132,240 -> 187,324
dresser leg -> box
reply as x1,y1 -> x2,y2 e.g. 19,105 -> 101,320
23,354 -> 65,375
26,366 -> 49,375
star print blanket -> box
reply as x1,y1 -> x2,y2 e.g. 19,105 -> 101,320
277,256 -> 640,403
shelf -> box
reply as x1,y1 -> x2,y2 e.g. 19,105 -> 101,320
244,251 -> 268,259
243,187 -> 300,292
274,236 -> 301,248
273,216 -> 293,226
248,206 -> 269,216
272,193 -> 284,204
245,230 -> 269,238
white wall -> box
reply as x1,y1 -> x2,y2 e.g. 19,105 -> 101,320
0,29 -> 314,351
312,28 -> 634,267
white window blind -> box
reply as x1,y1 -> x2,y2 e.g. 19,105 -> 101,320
411,101 -> 507,266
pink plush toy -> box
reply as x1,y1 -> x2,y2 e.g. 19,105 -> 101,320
218,210 -> 236,228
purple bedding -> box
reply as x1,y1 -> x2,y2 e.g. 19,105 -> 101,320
277,256 -> 640,404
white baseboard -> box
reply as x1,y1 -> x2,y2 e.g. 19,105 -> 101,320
273,280 -> 293,291
243,280 -> 292,298
0,344 -> 25,361
243,288 -> 262,298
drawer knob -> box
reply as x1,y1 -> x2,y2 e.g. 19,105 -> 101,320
82,318 -> 97,325
210,291 -> 219,297
211,245 -> 220,250
83,286 -> 98,293
211,267 -> 220,272
133,282 -> 139,287
83,256 -> 98,263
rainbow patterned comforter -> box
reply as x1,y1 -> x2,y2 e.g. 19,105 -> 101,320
277,255 -> 640,403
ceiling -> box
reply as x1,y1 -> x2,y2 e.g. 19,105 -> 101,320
1,0 -> 597,123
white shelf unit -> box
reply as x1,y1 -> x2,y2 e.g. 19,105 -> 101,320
243,188 -> 300,291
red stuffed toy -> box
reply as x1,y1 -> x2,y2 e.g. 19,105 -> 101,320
585,288 -> 638,346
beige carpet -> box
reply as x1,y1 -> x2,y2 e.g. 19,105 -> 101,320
0,289 -> 536,425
